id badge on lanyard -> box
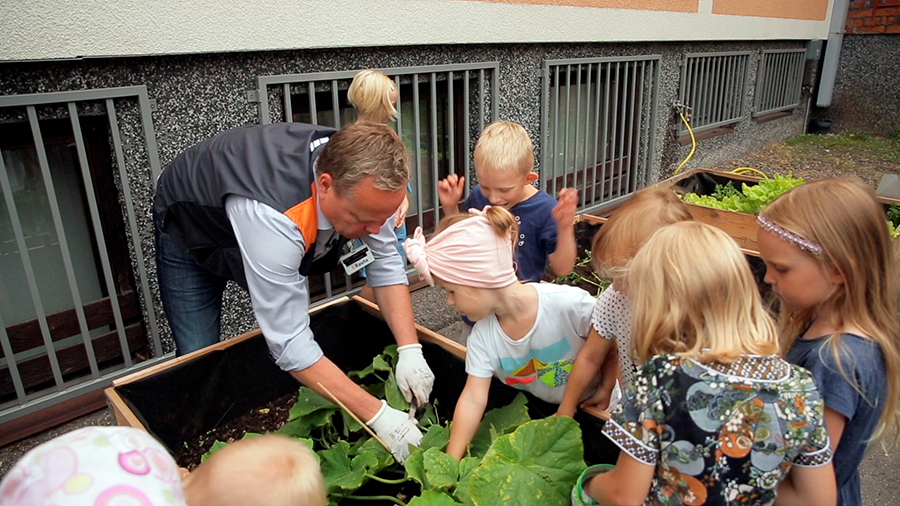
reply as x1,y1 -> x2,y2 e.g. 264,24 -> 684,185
339,241 -> 375,275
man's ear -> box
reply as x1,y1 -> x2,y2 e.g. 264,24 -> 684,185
526,172 -> 539,184
317,172 -> 334,195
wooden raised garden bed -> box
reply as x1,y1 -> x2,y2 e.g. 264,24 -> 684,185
628,168 -> 900,257
105,296 -> 616,504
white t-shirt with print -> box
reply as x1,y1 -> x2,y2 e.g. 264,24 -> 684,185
591,284 -> 636,389
465,283 -> 595,404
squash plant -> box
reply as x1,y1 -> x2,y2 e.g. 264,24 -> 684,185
202,346 -> 587,505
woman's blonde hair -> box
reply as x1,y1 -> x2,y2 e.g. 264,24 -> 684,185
348,70 -> 398,123
592,187 -> 693,280
760,177 -> 900,448
626,221 -> 779,364
436,206 -> 519,250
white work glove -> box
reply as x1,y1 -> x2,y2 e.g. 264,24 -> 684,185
395,344 -> 435,406
366,400 -> 423,463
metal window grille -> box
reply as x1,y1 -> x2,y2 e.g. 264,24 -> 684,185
541,56 -> 661,213
677,51 -> 751,134
254,63 -> 499,304
753,49 -> 806,117
0,86 -> 165,425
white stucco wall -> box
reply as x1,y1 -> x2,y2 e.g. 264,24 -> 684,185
1,0 -> 833,62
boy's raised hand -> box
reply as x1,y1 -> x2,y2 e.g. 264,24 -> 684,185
437,174 -> 466,216
551,188 -> 578,228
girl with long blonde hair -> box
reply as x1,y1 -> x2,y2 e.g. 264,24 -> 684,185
757,177 -> 900,506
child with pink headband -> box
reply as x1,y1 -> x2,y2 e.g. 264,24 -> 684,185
403,206 -> 595,461
0,426 -> 326,506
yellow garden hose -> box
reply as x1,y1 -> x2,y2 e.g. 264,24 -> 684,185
672,107 -> 769,180
673,111 -> 696,176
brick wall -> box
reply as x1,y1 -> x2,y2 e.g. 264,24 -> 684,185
846,0 -> 900,33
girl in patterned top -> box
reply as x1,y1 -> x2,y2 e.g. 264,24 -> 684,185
573,221 -> 836,506
757,177 -> 900,506
557,187 -> 692,418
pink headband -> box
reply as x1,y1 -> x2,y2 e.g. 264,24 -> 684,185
403,208 -> 518,289
758,215 -> 823,255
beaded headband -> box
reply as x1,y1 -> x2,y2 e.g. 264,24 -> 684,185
757,215 -> 824,255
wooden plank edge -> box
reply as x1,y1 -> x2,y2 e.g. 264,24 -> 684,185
351,295 -> 467,361
0,389 -> 108,447
104,387 -> 146,431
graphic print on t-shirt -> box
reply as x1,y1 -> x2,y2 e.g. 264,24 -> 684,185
499,338 -> 572,388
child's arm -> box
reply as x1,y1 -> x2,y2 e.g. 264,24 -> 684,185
581,343 -> 620,410
447,374 -> 492,460
437,174 -> 466,218
583,450 -> 655,505
557,329 -> 614,417
773,463 -> 837,506
823,407 -> 846,452
548,188 -> 577,277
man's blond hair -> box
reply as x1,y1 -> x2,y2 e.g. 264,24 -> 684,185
317,121 -> 410,196
473,121 -> 535,176
185,434 -> 325,506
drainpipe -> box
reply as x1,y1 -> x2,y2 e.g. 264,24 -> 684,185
816,0 -> 851,107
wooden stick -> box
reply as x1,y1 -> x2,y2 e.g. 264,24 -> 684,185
316,382 -> 391,453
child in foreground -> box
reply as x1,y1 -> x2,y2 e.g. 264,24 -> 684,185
574,222 -> 836,506
437,120 -> 578,283
403,206 -> 595,461
557,187 -> 693,417
757,177 -> 900,506
0,426 -> 326,506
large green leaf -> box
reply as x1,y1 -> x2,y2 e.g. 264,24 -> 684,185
423,447 -> 459,490
420,424 -> 451,451
408,490 -> 463,505
455,456 -> 481,505
354,436 -> 395,474
469,393 -> 530,458
319,440 -> 367,495
385,371 -> 410,411
288,387 -> 337,420
340,409 -> 363,435
467,417 -> 586,506
404,447 -> 428,487
277,408 -> 335,438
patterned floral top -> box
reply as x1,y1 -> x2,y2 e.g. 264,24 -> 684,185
602,354 -> 832,506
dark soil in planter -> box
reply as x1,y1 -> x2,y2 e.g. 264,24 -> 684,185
175,390 -> 298,470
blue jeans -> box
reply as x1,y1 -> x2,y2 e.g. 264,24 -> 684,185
155,218 -> 227,356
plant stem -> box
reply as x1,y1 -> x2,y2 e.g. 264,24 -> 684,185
365,474 -> 409,485
344,494 -> 407,505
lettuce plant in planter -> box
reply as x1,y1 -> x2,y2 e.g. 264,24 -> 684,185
202,346 -> 588,506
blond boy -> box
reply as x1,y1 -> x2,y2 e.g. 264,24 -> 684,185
438,120 -> 577,283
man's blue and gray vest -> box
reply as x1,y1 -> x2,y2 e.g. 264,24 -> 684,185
154,123 -> 341,288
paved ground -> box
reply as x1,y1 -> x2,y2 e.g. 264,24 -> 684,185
2,288 -> 899,505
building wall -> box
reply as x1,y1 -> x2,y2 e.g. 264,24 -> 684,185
845,0 -> 900,33
825,34 -> 900,135
0,39 -> 813,345
0,0 -> 832,61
